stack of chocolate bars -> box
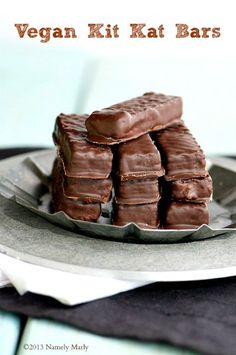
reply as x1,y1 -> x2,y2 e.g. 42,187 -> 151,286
112,134 -> 164,228
154,125 -> 212,229
52,114 -> 113,221
51,92 -> 212,229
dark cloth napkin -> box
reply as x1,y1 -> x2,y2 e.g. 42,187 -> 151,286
1,149 -> 236,355
0,147 -> 47,161
0,278 -> 236,355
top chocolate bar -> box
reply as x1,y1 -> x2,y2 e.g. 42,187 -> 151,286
85,92 -> 183,144
53,114 -> 113,178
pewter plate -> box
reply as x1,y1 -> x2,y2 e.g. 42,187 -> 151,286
0,151 -> 236,281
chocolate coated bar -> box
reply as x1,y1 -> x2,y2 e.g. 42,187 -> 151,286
54,158 -> 112,203
170,176 -> 212,202
116,134 -> 164,181
52,192 -> 101,221
154,124 -> 207,181
115,178 -> 160,205
86,92 -> 183,144
162,201 -> 209,229
53,114 -> 113,178
113,203 -> 160,229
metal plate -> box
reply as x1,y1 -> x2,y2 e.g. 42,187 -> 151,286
0,151 -> 236,281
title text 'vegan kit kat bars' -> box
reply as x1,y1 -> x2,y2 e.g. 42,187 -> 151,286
51,92 -> 212,230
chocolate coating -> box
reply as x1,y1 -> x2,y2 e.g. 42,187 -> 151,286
116,134 -> 164,181
53,114 -> 113,178
170,176 -> 213,202
54,158 -> 112,203
51,160 -> 101,221
163,201 -> 209,229
113,203 -> 160,229
115,178 -> 160,205
52,193 -> 101,221
154,124 -> 207,181
86,92 -> 183,144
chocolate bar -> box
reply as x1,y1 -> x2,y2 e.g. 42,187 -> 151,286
53,114 -> 113,178
113,202 -> 159,229
170,176 -> 212,202
154,124 -> 207,181
115,178 -> 160,205
86,92 -> 183,144
115,134 -> 164,181
54,158 -> 112,203
162,201 -> 209,229
52,193 -> 101,221
52,192 -> 101,221
51,161 -> 101,221
64,176 -> 112,203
